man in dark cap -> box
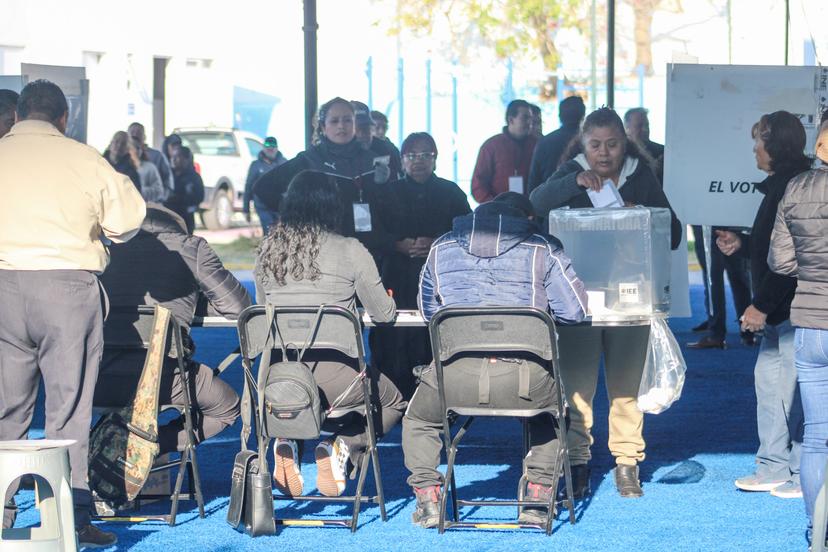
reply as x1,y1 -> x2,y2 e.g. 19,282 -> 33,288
244,135 -> 286,233
528,96 -> 586,194
403,192 -> 587,528
351,100 -> 402,181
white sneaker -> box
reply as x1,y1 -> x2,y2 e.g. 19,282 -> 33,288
770,480 -> 803,499
315,438 -> 349,497
273,438 -> 303,496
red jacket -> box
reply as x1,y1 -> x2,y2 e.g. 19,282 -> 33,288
471,129 -> 537,203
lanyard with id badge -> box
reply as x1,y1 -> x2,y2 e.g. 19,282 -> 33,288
353,176 -> 372,232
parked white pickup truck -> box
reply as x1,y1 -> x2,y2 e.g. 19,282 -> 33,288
175,127 -> 264,230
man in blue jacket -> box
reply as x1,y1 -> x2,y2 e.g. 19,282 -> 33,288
402,192 -> 587,528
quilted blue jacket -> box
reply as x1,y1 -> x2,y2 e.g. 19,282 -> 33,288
418,202 -> 588,324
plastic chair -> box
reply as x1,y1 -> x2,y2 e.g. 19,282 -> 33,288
237,304 -> 386,532
0,439 -> 78,551
428,306 -> 576,536
93,305 -> 205,525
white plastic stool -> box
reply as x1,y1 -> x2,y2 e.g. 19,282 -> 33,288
0,440 -> 78,552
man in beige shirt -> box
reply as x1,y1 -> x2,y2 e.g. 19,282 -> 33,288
0,79 -> 145,548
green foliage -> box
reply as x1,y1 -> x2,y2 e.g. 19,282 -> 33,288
390,0 -> 583,72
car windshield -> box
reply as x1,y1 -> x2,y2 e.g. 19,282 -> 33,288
179,132 -> 238,156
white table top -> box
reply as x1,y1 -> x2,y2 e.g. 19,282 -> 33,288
192,309 -> 426,328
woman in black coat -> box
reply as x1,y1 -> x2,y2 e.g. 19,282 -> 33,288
253,97 -> 396,261
372,132 -> 471,397
716,111 -> 812,498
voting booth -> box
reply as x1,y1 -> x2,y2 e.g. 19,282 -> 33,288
548,207 -> 672,324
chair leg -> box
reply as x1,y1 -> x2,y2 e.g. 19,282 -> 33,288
188,446 -> 206,518
350,452 -> 370,533
369,443 -> 387,521
169,448 -> 188,526
556,413 -> 576,525
361,371 -> 387,522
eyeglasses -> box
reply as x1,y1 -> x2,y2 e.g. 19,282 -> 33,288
403,152 -> 436,161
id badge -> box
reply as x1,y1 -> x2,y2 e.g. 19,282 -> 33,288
508,175 -> 524,194
353,203 -> 372,232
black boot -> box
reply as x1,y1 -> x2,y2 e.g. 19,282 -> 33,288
559,464 -> 591,500
614,465 -> 643,498
411,486 -> 441,528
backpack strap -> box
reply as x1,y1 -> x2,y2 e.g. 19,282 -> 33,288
295,305 -> 326,363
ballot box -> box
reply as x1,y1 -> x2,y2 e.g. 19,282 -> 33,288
548,207 -> 672,324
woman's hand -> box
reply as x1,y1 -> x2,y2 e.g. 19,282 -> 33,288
576,170 -> 604,192
410,237 -> 434,258
740,305 -> 767,333
715,230 -> 742,256
394,238 -> 416,256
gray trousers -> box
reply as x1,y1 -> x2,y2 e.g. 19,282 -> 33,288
93,351 -> 240,455
402,357 -> 560,489
0,269 -> 105,528
754,320 -> 803,482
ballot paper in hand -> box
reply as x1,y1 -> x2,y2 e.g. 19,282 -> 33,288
587,179 -> 624,208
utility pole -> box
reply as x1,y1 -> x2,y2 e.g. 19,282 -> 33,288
607,0 -> 616,108
303,0 -> 318,149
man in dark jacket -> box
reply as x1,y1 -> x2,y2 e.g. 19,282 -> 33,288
403,195 -> 587,528
528,96 -> 585,193
166,146 -> 205,234
96,205 -> 251,455
243,136 -> 286,233
471,99 -> 538,202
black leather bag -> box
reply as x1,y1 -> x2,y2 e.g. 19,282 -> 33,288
226,309 -> 276,537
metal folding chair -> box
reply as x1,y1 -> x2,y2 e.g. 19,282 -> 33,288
93,305 -> 205,526
428,306 -> 576,535
236,304 -> 387,532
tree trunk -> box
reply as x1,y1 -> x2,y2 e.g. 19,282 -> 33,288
532,15 -> 561,100
632,0 -> 657,76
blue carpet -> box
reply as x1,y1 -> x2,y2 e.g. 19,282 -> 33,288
13,274 -> 808,550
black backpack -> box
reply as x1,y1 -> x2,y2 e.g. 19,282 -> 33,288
258,305 -> 325,440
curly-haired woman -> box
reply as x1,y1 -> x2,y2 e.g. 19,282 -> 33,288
254,169 -> 405,499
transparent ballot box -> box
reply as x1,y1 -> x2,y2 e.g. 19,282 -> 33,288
548,207 -> 672,324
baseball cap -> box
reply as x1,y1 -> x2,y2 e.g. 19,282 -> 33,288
350,101 -> 375,127
263,136 -> 278,148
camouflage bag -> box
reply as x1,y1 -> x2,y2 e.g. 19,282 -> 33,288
88,305 -> 171,508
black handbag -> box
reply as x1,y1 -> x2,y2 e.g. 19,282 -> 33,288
226,308 -> 276,536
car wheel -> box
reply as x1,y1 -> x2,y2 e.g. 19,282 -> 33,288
202,190 -> 233,230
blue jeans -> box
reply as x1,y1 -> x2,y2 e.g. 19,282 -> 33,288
754,320 -> 802,482
796,328 -> 828,527
253,195 -> 278,235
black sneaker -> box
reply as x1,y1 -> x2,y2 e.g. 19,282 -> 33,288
76,524 -> 118,548
518,481 -> 555,525
557,464 -> 591,501
411,485 -> 441,528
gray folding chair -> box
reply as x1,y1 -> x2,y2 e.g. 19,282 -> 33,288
428,306 -> 576,536
94,305 -> 205,525
236,304 -> 386,532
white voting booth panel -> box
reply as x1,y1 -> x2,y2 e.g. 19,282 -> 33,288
662,64 -> 827,317
665,64 -> 826,227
